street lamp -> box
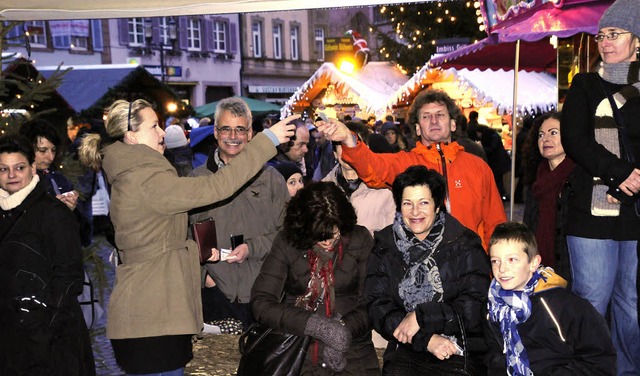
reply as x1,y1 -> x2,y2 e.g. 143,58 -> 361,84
144,18 -> 177,83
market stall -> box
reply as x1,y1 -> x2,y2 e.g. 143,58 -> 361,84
281,61 -> 407,120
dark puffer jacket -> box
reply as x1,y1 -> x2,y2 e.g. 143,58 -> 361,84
364,213 -> 491,372
251,225 -> 380,375
0,181 -> 95,376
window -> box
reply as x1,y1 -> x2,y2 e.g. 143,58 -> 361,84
290,25 -> 299,61
26,21 -> 47,47
272,24 -> 282,59
252,21 -> 262,58
159,17 -> 174,49
128,18 -> 145,46
213,20 -> 226,53
315,28 -> 325,61
187,18 -> 201,51
69,20 -> 89,51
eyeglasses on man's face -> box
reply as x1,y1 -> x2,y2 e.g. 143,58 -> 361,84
594,31 -> 632,43
215,126 -> 250,136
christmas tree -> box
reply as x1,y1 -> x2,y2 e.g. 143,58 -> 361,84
1,21 -> 71,134
374,2 -> 486,74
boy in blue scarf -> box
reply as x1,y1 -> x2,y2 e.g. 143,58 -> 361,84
485,221 -> 616,375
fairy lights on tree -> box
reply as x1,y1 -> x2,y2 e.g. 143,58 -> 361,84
374,1 -> 486,75
1,22 -> 70,134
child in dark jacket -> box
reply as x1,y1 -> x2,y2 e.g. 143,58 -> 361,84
485,222 -> 616,376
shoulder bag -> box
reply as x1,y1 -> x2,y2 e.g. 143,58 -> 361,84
236,291 -> 311,376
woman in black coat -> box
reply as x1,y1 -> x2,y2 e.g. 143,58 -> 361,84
364,165 -> 491,375
0,135 -> 95,375
251,181 -> 380,375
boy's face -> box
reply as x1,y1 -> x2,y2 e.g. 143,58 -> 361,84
490,240 -> 541,291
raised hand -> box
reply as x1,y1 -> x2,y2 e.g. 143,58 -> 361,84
269,115 -> 300,144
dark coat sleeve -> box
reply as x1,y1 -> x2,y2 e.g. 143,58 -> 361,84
484,317 -> 508,376
561,73 -> 635,196
339,227 -> 374,340
412,229 -> 491,352
363,231 -> 408,343
250,232 -> 312,337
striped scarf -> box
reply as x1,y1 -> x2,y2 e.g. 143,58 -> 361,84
488,270 -> 543,376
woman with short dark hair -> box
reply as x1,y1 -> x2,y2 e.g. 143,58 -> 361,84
364,165 -> 490,375
251,181 -> 380,374
0,135 -> 95,375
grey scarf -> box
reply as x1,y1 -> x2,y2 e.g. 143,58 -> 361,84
393,211 -> 445,312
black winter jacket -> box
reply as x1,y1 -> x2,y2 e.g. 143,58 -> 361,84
0,181 -> 95,376
251,225 -> 380,375
485,285 -> 616,375
364,213 -> 491,369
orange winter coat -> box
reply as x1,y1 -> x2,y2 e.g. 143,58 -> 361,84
341,139 -> 506,249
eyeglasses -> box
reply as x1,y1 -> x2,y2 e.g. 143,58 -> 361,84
594,31 -> 632,43
215,126 -> 250,136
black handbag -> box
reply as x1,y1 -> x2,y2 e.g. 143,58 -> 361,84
386,307 -> 486,376
237,292 -> 313,376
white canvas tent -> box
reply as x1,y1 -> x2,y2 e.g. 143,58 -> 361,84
281,61 -> 408,119
388,66 -> 557,116
0,0 -> 396,20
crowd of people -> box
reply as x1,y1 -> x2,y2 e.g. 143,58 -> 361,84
0,1 -> 638,375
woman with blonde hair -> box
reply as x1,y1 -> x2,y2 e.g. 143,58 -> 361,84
80,99 -> 296,375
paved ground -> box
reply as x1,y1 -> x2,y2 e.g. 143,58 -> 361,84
88,202 -> 523,375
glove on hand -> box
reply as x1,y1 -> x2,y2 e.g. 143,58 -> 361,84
304,314 -> 351,353
322,344 -> 347,372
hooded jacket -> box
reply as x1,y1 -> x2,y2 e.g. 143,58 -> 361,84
341,139 -> 505,249
485,268 -> 616,375
102,133 -> 276,339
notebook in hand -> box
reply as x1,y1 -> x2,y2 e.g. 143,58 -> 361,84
192,218 -> 217,263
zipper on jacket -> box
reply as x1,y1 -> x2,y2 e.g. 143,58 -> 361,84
540,297 -> 566,342
435,143 -> 451,212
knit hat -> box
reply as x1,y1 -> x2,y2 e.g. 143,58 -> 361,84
273,160 -> 302,180
381,121 -> 399,134
164,125 -> 188,149
598,0 -> 640,38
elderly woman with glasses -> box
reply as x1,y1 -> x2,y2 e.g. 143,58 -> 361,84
79,99 -> 297,376
560,0 -> 640,373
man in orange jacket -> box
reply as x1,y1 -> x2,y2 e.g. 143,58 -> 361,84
317,89 -> 505,249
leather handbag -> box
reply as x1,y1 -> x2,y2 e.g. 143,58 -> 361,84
237,291 -> 312,376
191,217 -> 216,263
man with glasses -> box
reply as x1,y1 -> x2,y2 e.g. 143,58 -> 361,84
189,97 -> 289,330
317,89 -> 505,249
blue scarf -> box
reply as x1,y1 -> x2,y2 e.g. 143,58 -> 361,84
488,270 -> 543,376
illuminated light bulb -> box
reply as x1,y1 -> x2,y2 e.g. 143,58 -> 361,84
474,1 -> 480,8
479,25 -> 486,31
477,16 -> 484,23
451,17 -> 456,21
476,9 -> 481,15
445,10 -> 449,14
467,1 -> 472,7
437,18 -> 442,23
400,6 -> 404,11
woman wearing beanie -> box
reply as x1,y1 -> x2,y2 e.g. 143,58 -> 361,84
561,0 -> 640,373
272,160 -> 304,197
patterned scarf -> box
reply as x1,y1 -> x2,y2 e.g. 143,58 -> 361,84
591,62 -> 640,215
488,269 -> 544,376
296,241 -> 343,364
295,241 -> 342,316
393,211 -> 445,311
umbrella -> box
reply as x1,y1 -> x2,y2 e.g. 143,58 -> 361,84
194,96 -> 281,119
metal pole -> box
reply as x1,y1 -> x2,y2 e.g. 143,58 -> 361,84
160,43 -> 165,83
509,39 -> 521,220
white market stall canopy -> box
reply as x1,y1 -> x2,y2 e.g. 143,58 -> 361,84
1,0 -> 395,20
281,61 -> 408,118
388,66 -> 557,115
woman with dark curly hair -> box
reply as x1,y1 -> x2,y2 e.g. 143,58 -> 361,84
521,111 -> 575,283
250,181 -> 380,375
364,165 -> 490,375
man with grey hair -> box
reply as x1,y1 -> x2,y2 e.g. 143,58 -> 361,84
189,97 -> 289,329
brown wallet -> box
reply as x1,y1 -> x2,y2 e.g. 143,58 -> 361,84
192,218 -> 217,263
